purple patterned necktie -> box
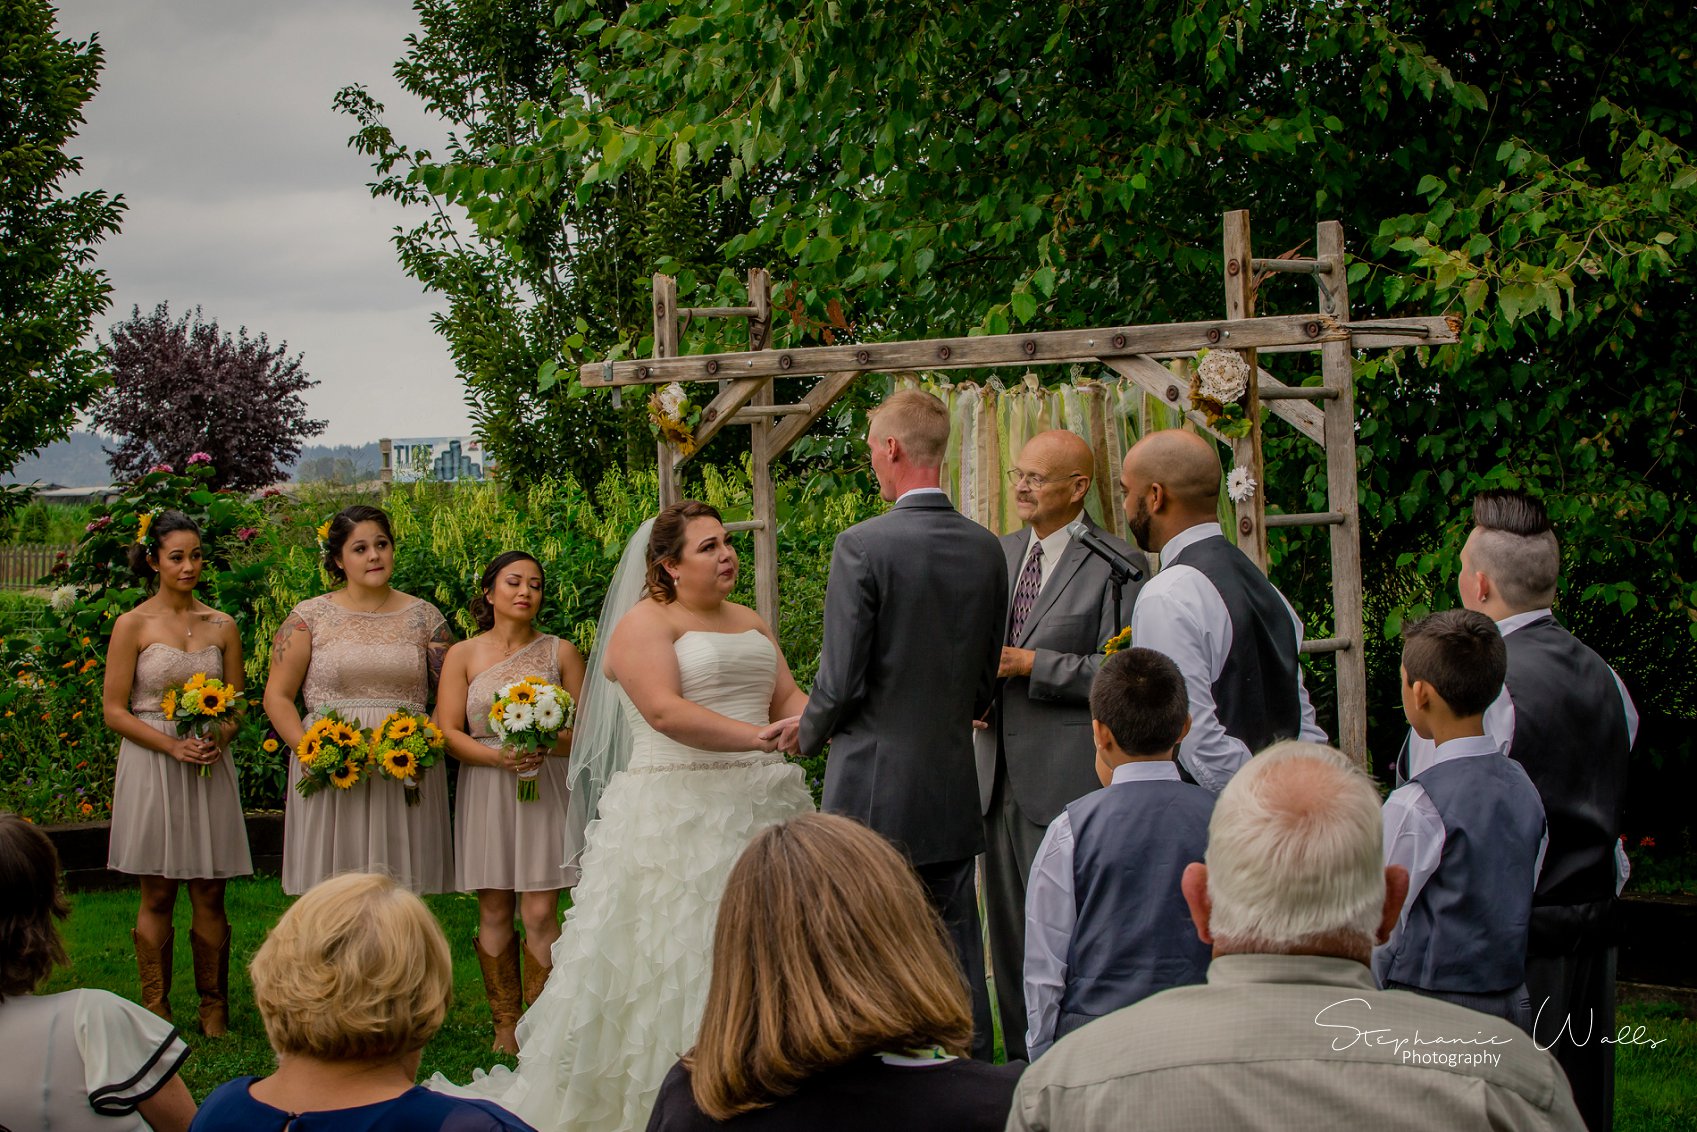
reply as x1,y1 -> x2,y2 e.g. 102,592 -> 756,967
1008,541 -> 1044,643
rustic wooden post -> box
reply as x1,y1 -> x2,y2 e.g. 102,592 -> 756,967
744,269 -> 780,629
653,273 -> 681,508
1316,220 -> 1368,765
1223,210 -> 1268,571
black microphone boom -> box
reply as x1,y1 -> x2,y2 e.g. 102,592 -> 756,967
1065,520 -> 1145,583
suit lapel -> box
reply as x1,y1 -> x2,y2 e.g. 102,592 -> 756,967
1016,534 -> 1092,647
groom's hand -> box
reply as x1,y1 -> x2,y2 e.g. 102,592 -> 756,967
998,647 -> 1035,678
758,715 -> 803,755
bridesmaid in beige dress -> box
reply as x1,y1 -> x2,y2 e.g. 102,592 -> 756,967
102,510 -> 253,1036
263,504 -> 454,896
437,550 -> 587,1053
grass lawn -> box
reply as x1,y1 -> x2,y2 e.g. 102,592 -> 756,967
42,874 -> 1697,1129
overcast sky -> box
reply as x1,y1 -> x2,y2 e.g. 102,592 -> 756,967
56,0 -> 470,446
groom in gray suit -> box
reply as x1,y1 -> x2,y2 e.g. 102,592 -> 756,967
973,429 -> 1146,1062
798,388 -> 1007,1060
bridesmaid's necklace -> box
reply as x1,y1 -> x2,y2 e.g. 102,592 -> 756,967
342,587 -> 392,615
492,628 -> 538,658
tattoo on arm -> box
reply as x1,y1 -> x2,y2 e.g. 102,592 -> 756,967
272,616 -> 308,662
426,622 -> 453,690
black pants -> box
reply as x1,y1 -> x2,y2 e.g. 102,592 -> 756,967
1527,943 -> 1617,1132
914,857 -> 995,1061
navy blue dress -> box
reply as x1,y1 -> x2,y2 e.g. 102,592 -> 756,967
191,1079 -> 536,1132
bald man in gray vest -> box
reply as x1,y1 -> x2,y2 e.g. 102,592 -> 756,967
1118,430 -> 1326,790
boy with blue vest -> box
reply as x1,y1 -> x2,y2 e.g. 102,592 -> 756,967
1376,608 -> 1548,1031
1022,648 -> 1215,1059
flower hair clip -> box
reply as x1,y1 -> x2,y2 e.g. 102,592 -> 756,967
315,519 -> 332,552
135,508 -> 161,546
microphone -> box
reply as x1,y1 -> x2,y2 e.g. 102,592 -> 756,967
1066,519 -> 1145,583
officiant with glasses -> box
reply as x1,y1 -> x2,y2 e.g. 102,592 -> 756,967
972,429 -> 1145,1062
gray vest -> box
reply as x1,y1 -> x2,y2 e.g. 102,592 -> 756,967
1056,778 -> 1214,1038
1165,536 -> 1301,755
1380,754 -> 1545,994
1503,615 -> 1630,909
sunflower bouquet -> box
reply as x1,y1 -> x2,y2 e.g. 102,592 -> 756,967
368,710 -> 445,806
161,672 -> 245,777
489,677 -> 575,802
1102,626 -> 1133,657
295,711 -> 368,797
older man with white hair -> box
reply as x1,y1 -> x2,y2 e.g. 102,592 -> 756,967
1007,742 -> 1584,1132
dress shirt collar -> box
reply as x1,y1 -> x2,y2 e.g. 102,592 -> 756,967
1496,608 -> 1555,637
1205,953 -> 1377,991
1158,521 -> 1224,563
1409,733 -> 1503,779
896,485 -> 948,503
1024,522 -> 1073,564
1109,760 -> 1182,785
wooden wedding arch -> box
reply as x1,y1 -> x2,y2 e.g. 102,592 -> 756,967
580,211 -> 1459,763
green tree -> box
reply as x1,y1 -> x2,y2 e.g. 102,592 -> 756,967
335,0 -> 771,488
416,0 -> 1694,761
0,0 -> 125,509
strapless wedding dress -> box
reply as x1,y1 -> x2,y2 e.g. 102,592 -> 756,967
431,630 -> 814,1131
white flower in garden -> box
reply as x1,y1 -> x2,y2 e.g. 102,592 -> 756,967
1196,349 -> 1251,403
503,701 -> 535,732
657,382 -> 687,419
533,698 -> 565,732
49,585 -> 78,613
1227,466 -> 1258,504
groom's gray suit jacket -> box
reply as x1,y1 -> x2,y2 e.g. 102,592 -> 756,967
801,491 -> 1007,866
974,517 -> 1147,824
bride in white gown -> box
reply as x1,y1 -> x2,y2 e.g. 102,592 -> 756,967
432,501 -> 815,1131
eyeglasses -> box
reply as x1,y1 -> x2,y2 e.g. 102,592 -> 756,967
1006,469 -> 1084,489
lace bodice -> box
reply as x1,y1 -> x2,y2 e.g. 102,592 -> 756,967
621,630 -> 778,770
131,643 -> 223,714
467,635 -> 561,742
292,594 -> 447,712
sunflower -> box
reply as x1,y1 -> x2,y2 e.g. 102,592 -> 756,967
262,737 -> 279,753
135,511 -> 154,545
422,721 -> 444,748
382,749 -> 416,779
298,736 -> 322,764
161,689 -> 177,719
315,519 -> 332,544
522,675 -> 547,686
185,673 -> 207,692
198,686 -> 228,715
329,760 -> 361,789
332,722 -> 361,748
387,716 -> 419,741
508,683 -> 537,705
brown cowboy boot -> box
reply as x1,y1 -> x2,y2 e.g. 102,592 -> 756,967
191,926 -> 231,1037
475,935 -> 522,1054
132,928 -> 173,1021
522,941 -> 553,1009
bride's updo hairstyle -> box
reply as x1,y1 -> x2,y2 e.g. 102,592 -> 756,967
470,550 -> 546,631
322,504 -> 393,582
126,510 -> 201,586
645,500 -> 722,604
686,813 -> 973,1118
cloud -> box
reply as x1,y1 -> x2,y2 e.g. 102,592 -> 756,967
55,0 -> 470,445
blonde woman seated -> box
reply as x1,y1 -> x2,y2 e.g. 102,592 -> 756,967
189,873 -> 536,1132
646,813 -> 1024,1131
0,813 -> 196,1132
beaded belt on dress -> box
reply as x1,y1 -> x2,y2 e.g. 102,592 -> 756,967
625,753 -> 785,774
307,698 -> 426,723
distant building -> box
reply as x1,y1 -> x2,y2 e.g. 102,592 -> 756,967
380,437 -> 493,484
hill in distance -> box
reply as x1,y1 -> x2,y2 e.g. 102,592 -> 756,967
6,432 -> 382,487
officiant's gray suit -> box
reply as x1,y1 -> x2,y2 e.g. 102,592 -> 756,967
973,516 -> 1145,1061
801,489 -> 1006,1058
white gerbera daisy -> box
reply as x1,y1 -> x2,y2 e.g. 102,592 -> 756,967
1197,349 -> 1251,403
503,702 -> 535,732
1227,466 -> 1258,504
533,698 -> 565,732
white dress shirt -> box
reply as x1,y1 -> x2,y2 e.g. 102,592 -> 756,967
1399,609 -> 1639,892
1373,734 -> 1549,983
1021,760 -> 1183,1060
894,485 -> 948,503
1015,524 -> 1074,598
1129,523 -> 1325,791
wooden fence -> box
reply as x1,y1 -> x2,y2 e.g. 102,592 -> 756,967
0,543 -> 71,589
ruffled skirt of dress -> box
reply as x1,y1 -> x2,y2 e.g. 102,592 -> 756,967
108,718 -> 253,879
281,703 -> 453,896
455,740 -> 581,893
430,757 -> 814,1132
